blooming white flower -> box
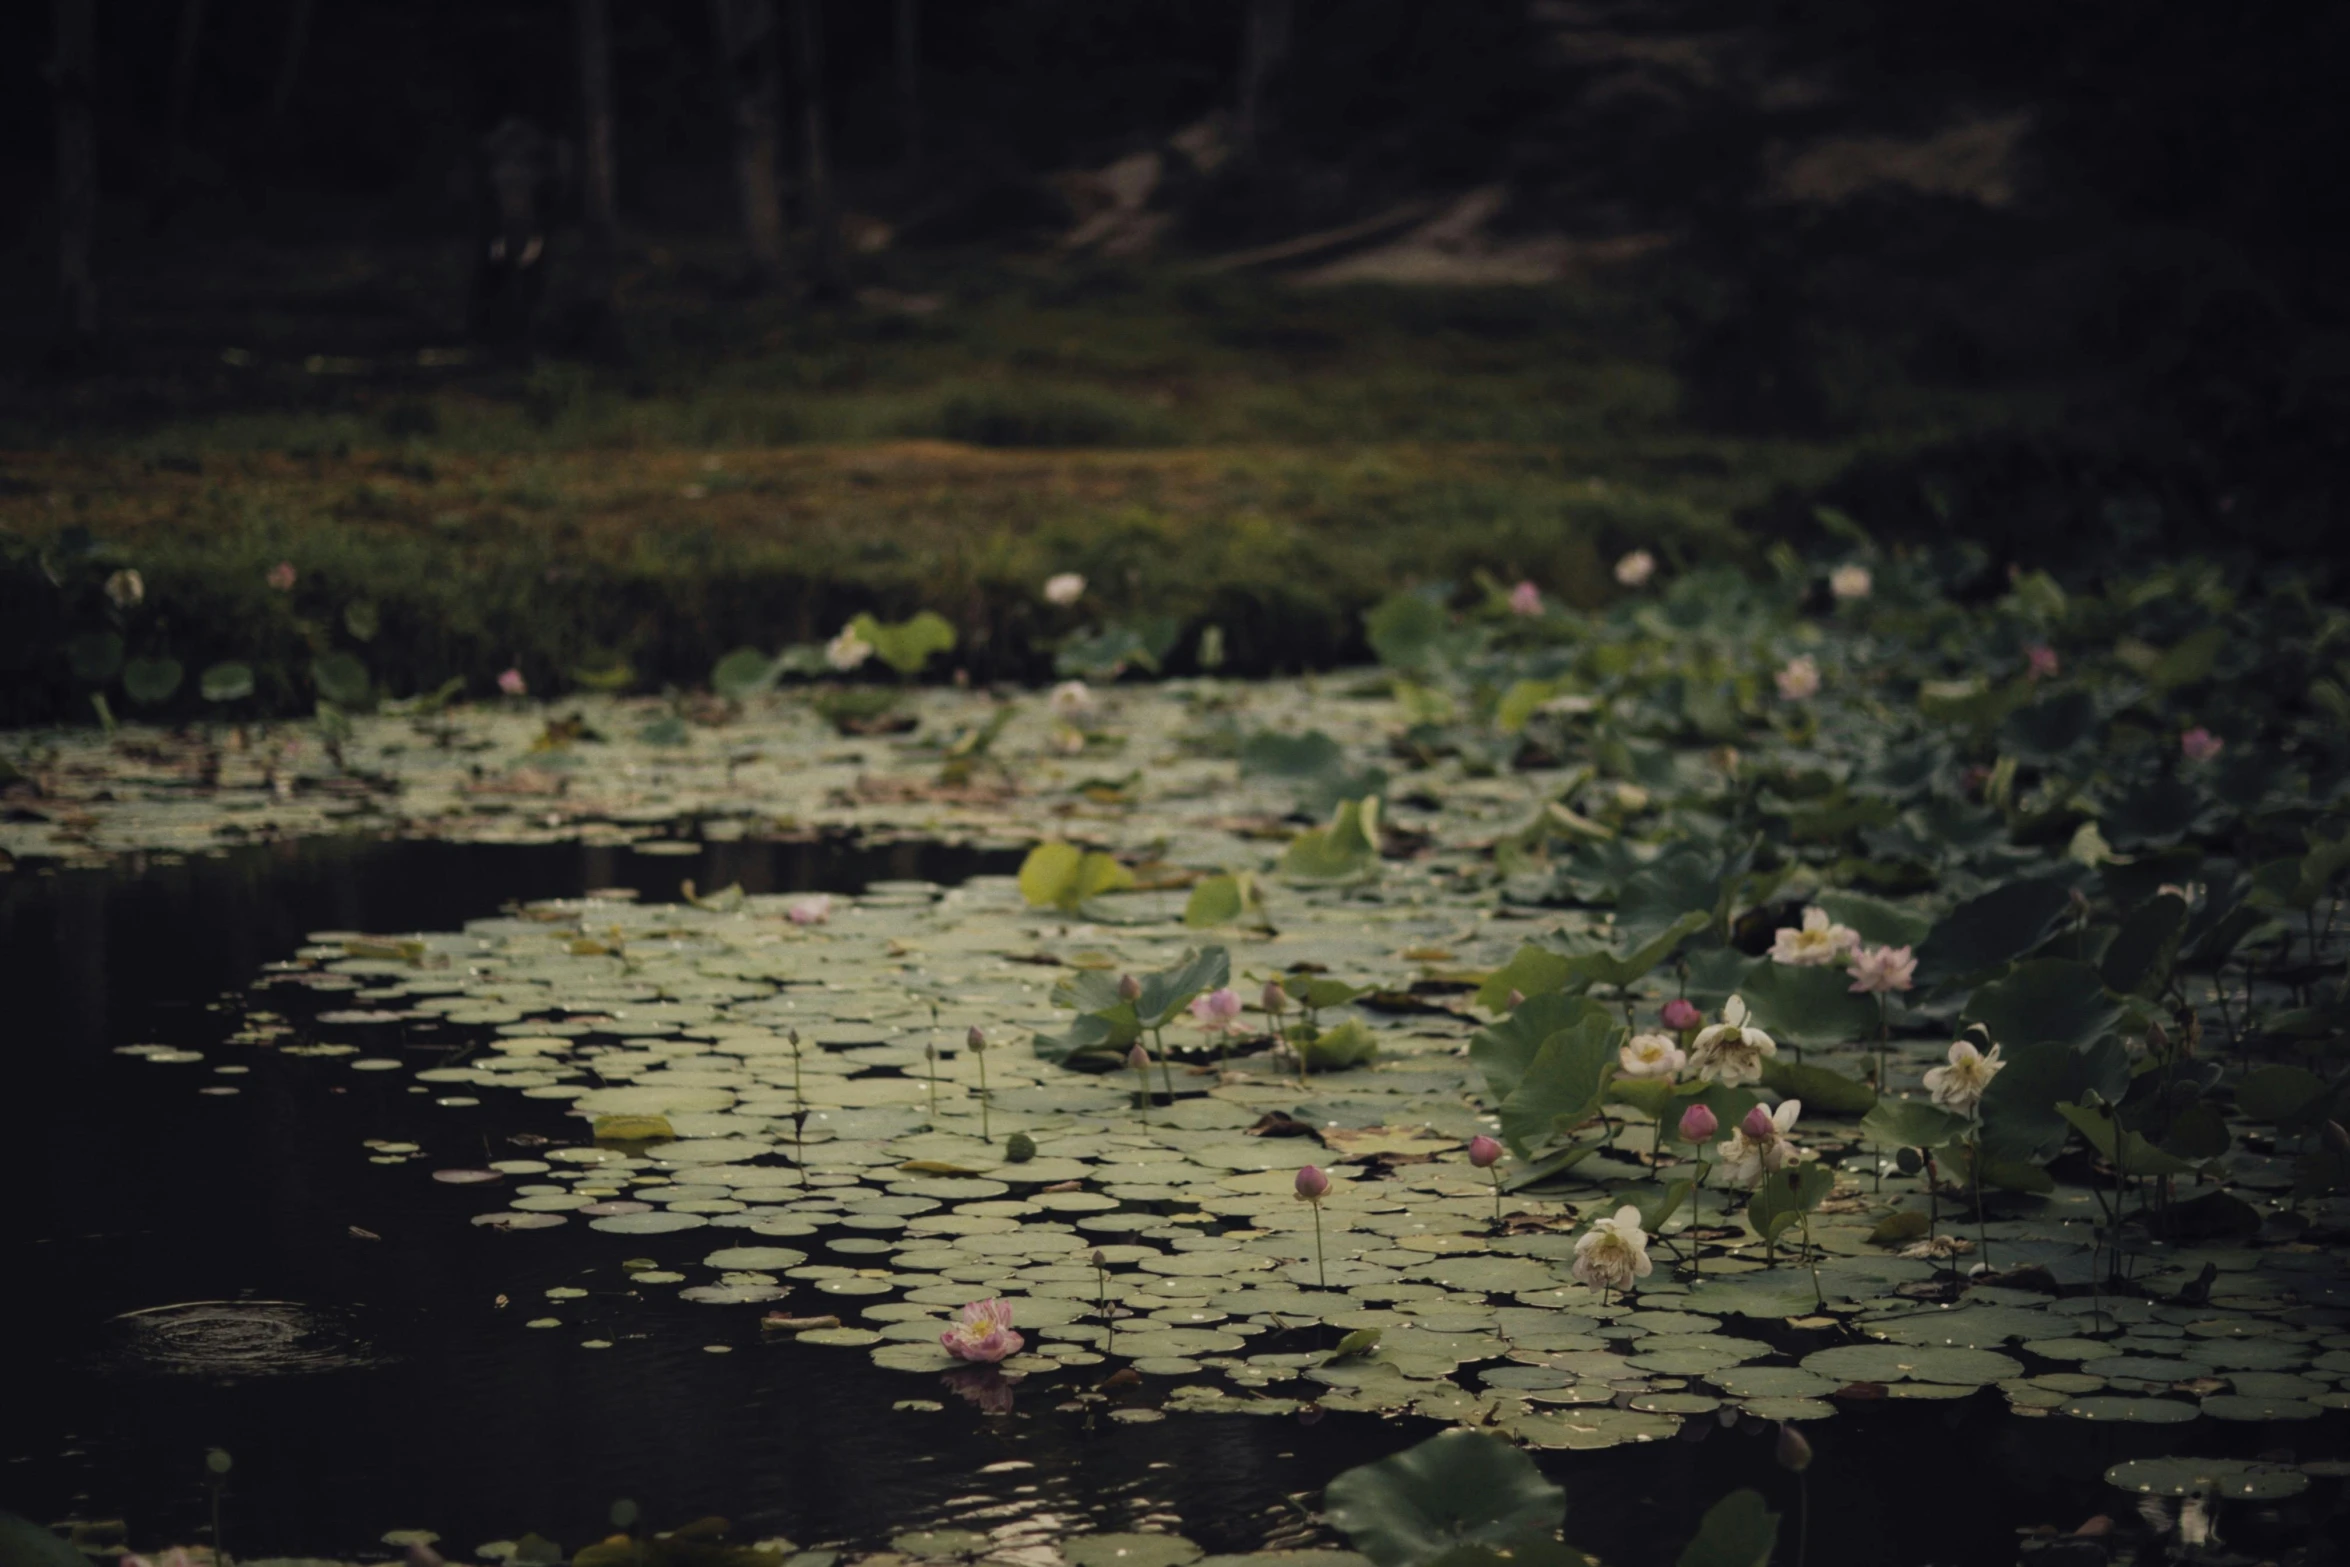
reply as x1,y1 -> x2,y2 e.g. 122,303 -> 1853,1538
1846,943 -> 1916,994
1830,564 -> 1873,600
1048,679 -> 1095,720
1923,1037 -> 2005,1114
1570,1204 -> 1654,1295
787,894 -> 833,926
1689,995 -> 1778,1086
1775,655 -> 1821,701
1615,550 -> 1656,587
1719,1099 -> 1807,1186
1044,573 -> 1086,606
1618,1032 -> 1686,1079
825,627 -> 874,671
105,568 -> 145,609
1771,906 -> 1862,967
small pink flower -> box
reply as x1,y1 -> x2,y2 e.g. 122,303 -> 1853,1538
497,667 -> 527,697
1506,988 -> 1526,1010
2180,727 -> 2224,763
1775,655 -> 1821,701
1847,943 -> 1916,995
940,1298 -> 1024,1363
1467,1135 -> 1503,1168
1127,1042 -> 1151,1072
1678,1103 -> 1719,1142
1295,1164 -> 1330,1202
1508,580 -> 1543,616
1261,980 -> 1287,1014
967,1025 -> 987,1050
2026,645 -> 2059,679
1740,1104 -> 1777,1139
1661,998 -> 1703,1032
787,894 -> 833,925
266,561 -> 297,592
1189,987 -> 1243,1032
1118,974 -> 1142,1002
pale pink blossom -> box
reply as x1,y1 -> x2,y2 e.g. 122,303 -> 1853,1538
1689,996 -> 1777,1086
1661,997 -> 1703,1032
1049,680 -> 1095,720
2180,727 -> 2224,763
266,560 -> 297,592
1570,1204 -> 1653,1294
1846,943 -> 1916,994
788,894 -> 833,925
1614,550 -> 1656,587
1924,1037 -> 2005,1114
940,1298 -> 1024,1363
1775,655 -> 1821,701
1508,580 -> 1544,616
1189,987 -> 1243,1033
1719,1099 -> 1807,1186
1044,573 -> 1086,606
2027,645 -> 2059,680
1772,906 -> 1861,966
1830,564 -> 1873,600
497,667 -> 528,697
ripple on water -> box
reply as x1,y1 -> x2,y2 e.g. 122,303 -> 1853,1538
108,1300 -> 380,1377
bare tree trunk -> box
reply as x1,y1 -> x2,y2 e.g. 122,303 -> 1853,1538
51,0 -> 98,349
895,0 -> 921,172
270,0 -> 313,121
711,0 -> 786,282
1235,0 -> 1292,160
576,0 -> 618,250
789,0 -> 840,294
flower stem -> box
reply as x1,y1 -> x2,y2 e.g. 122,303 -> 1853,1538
977,1048 -> 991,1143
1311,1200 -> 1327,1290
1153,1026 -> 1175,1099
1488,1166 -> 1503,1229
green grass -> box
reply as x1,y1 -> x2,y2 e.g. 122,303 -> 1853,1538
2,245 -> 2045,722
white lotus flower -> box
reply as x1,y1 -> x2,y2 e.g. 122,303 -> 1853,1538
1044,573 -> 1086,606
1618,1032 -> 1686,1079
826,627 -> 874,671
1775,655 -> 1821,701
1771,906 -> 1861,967
1924,1037 -> 2005,1114
1571,1204 -> 1654,1295
1049,679 -> 1095,720
1615,550 -> 1656,587
1689,996 -> 1777,1085
1719,1099 -> 1807,1186
1830,564 -> 1873,600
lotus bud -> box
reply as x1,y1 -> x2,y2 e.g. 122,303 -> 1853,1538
1506,989 -> 1526,1010
1661,998 -> 1703,1031
2326,1121 -> 2350,1155
1775,1422 -> 1813,1472
1262,980 -> 1286,1014
1091,1249 -> 1107,1268
1741,1105 -> 1776,1139
1118,974 -> 1142,1002
1294,1164 -> 1330,1202
1126,1043 -> 1150,1071
1678,1103 -> 1719,1142
1467,1135 -> 1503,1168
967,1025 -> 987,1052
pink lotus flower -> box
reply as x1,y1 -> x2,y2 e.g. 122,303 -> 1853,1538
497,667 -> 528,697
1189,987 -> 1243,1032
1508,580 -> 1543,616
1467,1134 -> 1503,1168
2180,727 -> 2224,762
266,561 -> 297,592
1661,997 -> 1703,1032
1847,943 -> 1916,995
788,894 -> 833,925
940,1298 -> 1024,1362
1677,1103 -> 1719,1142
2027,645 -> 2059,679
1295,1164 -> 1330,1202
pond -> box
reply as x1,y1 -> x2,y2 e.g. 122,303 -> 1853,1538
7,835 -> 2341,1567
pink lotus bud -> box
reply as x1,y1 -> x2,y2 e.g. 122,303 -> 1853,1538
1190,987 -> 1243,1027
1508,580 -> 1543,616
266,560 -> 297,592
1678,1104 -> 1719,1142
1467,1135 -> 1503,1168
787,894 -> 832,925
2027,645 -> 2059,679
1775,1422 -> 1813,1472
1127,1043 -> 1150,1071
1118,974 -> 1142,1002
1294,1164 -> 1330,1202
1661,998 -> 1703,1031
2180,727 -> 2224,762
1261,980 -> 1287,1013
967,1026 -> 987,1051
1741,1105 -> 1776,1139
1506,989 -> 1526,1010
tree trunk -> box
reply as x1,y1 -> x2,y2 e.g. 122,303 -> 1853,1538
576,0 -> 618,250
710,0 -> 786,281
789,0 -> 841,294
270,0 -> 313,121
51,0 -> 98,349
1235,0 -> 1292,160
895,0 -> 921,172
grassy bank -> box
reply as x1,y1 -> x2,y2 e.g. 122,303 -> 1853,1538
2,249 -> 2029,722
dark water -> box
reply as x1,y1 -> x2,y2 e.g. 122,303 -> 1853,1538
4,836 -> 2344,1566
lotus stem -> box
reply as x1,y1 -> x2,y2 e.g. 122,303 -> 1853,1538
1311,1200 -> 1327,1290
